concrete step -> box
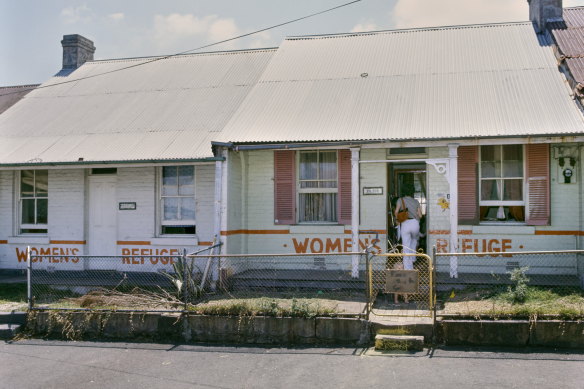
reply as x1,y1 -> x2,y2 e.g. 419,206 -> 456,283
374,334 -> 424,351
0,312 -> 27,325
0,323 -> 22,340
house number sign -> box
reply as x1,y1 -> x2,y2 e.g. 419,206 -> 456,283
363,187 -> 383,195
119,202 -> 137,210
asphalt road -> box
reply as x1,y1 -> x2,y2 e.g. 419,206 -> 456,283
1,340 -> 583,389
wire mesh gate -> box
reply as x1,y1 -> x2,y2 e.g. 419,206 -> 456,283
367,252 -> 434,318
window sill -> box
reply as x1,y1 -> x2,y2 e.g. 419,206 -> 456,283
150,237 -> 199,246
9,236 -> 50,245
290,225 -> 346,234
472,225 -> 534,235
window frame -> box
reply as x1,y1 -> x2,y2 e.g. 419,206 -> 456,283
296,150 -> 339,224
158,165 -> 196,236
478,144 -> 526,223
18,169 -> 48,235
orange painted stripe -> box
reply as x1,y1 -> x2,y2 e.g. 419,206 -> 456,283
344,229 -> 387,235
535,230 -> 584,236
0,240 -> 7,244
221,229 -> 290,236
198,241 -> 213,246
429,230 -> 472,235
50,240 -> 86,245
117,240 -> 151,245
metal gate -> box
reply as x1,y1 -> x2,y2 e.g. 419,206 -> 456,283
367,252 -> 434,318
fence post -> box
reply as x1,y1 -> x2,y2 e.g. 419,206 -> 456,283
365,251 -> 371,320
27,246 -> 32,310
432,246 -> 438,324
182,248 -> 188,311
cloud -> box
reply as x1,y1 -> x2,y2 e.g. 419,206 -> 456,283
60,4 -> 94,24
248,31 -> 273,49
154,13 -> 245,50
392,0 -> 528,29
351,22 -> 380,33
108,13 -> 125,22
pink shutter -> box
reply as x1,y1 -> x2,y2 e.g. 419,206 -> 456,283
338,149 -> 352,225
274,150 -> 296,225
526,144 -> 550,226
458,146 -> 479,224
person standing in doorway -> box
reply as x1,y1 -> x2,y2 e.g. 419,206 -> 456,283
394,184 -> 422,270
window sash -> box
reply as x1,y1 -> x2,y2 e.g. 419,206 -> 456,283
297,151 -> 338,223
160,166 -> 196,234
298,193 -> 338,223
479,145 -> 525,206
19,170 -> 48,232
298,151 -> 338,191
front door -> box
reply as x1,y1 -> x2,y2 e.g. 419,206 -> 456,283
388,165 -> 428,252
88,175 -> 117,269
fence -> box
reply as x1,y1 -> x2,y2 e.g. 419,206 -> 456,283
28,244 -> 582,319
26,248 -> 372,317
434,249 -> 584,317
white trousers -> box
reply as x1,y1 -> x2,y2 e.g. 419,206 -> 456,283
400,219 -> 420,270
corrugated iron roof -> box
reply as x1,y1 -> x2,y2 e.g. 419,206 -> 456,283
550,7 -> 584,84
0,85 -> 38,115
218,22 -> 584,144
0,49 -> 275,164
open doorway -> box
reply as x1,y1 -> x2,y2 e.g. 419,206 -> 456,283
387,163 -> 427,253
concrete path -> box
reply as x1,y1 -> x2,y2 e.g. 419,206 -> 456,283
1,340 -> 582,388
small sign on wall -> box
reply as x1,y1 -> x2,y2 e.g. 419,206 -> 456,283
119,202 -> 137,211
363,187 -> 383,195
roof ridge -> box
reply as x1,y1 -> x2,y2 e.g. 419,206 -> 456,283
286,21 -> 532,40
0,84 -> 40,89
89,47 -> 278,65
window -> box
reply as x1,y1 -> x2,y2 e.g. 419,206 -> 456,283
160,166 -> 196,235
298,151 -> 338,223
479,145 -> 525,222
20,170 -> 48,234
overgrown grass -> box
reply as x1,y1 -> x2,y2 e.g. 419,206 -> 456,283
441,285 -> 584,318
189,297 -> 339,318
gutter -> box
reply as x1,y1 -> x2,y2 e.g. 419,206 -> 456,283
213,133 -> 584,152
212,140 -> 386,151
0,157 -> 225,169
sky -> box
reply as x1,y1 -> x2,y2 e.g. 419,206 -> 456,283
2,0 -> 584,86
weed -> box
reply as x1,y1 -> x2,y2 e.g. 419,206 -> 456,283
506,267 -> 530,304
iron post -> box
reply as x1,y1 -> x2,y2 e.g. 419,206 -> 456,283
27,246 -> 32,310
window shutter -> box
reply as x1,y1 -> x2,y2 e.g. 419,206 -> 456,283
338,149 -> 352,225
526,144 -> 550,226
458,146 -> 479,224
274,150 -> 296,225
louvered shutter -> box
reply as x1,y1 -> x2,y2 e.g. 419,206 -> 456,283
338,149 -> 352,225
458,146 -> 479,224
526,144 -> 550,226
274,150 -> 296,225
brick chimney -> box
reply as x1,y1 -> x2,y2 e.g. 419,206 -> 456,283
528,0 -> 563,32
61,34 -> 95,70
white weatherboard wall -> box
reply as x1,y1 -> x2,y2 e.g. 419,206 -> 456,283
428,143 -> 581,276
225,148 -> 386,256
0,165 -> 217,272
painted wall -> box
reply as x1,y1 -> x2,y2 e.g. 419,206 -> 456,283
224,148 -> 386,256
225,144 -> 582,277
0,165 -> 216,271
427,144 -> 582,275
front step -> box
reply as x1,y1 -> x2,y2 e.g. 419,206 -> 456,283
374,334 -> 424,351
0,312 -> 27,340
0,312 -> 27,325
0,323 -> 22,339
